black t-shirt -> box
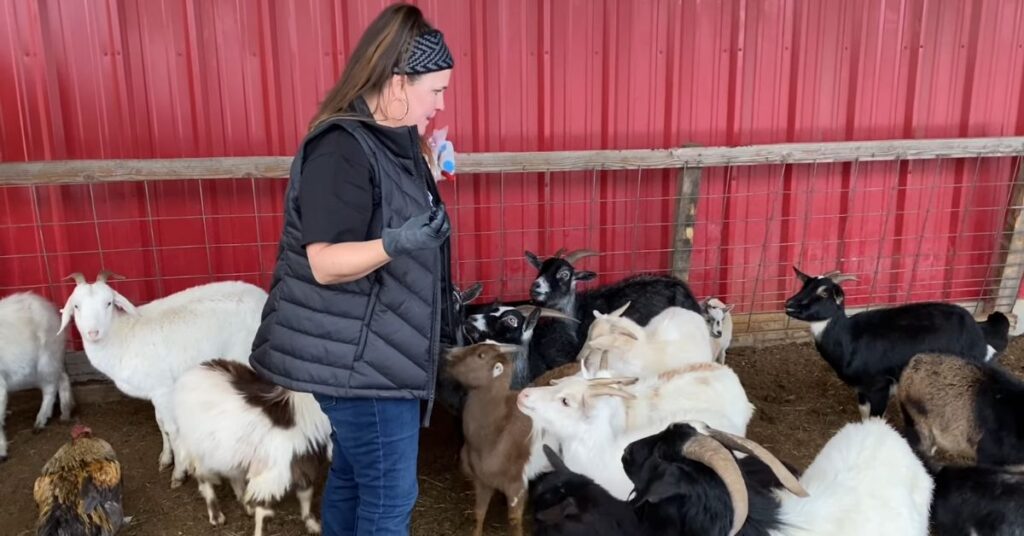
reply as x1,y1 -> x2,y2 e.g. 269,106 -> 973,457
298,126 -> 374,247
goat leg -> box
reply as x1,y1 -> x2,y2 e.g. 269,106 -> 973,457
505,486 -> 526,536
471,480 -> 495,536
0,377 -> 7,462
296,485 -> 321,534
197,478 -> 226,526
153,405 -> 174,472
229,474 -> 252,515
33,382 -> 57,432
58,371 -> 74,422
254,504 -> 275,536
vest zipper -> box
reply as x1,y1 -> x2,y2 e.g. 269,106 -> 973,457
353,277 -> 382,367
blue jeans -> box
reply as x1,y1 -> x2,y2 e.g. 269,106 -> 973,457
315,396 -> 421,536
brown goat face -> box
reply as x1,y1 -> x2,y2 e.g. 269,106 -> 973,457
445,343 -> 515,388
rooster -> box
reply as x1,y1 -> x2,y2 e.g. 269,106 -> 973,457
33,424 -> 126,535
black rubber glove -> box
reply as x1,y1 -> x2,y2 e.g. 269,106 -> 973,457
381,203 -> 451,258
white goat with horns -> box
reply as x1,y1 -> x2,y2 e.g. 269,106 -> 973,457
58,270 -> 268,487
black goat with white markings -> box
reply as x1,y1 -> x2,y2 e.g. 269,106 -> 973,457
530,444 -> 644,536
523,248 -> 702,368
783,266 -> 997,418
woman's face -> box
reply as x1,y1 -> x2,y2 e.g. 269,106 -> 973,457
380,70 -> 451,135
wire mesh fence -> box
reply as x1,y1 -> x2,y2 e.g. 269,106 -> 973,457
2,145 -> 1023,349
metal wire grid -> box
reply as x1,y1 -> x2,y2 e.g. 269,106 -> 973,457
1,154 -> 1022,347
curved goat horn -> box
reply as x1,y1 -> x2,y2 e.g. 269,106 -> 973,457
681,435 -> 749,536
553,248 -> 567,259
822,270 -> 858,284
564,249 -> 600,264
698,425 -> 808,498
513,305 -> 580,323
64,272 -> 87,285
96,270 -> 126,284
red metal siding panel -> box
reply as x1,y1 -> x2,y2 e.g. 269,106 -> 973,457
2,0 -> 1024,325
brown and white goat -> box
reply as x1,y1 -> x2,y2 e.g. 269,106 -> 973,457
446,342 -> 540,536
171,359 -> 331,536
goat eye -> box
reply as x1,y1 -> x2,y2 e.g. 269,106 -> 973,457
560,397 -> 570,407
558,271 -> 570,280
73,304 -> 79,310
106,301 -> 113,307
816,287 -> 829,298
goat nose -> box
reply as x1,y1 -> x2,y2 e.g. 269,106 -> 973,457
87,330 -> 99,340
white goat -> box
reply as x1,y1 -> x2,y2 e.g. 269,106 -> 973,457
579,302 -> 715,378
57,271 -> 267,486
776,417 -> 934,536
702,297 -> 735,364
172,359 -> 330,536
0,292 -> 71,461
516,361 -> 754,499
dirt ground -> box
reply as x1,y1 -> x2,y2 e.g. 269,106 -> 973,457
4,338 -> 1024,536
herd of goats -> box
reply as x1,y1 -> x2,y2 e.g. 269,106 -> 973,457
2,247 -> 1023,536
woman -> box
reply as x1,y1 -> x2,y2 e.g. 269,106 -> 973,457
249,4 -> 457,535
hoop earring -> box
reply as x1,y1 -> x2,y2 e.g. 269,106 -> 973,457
395,98 -> 410,121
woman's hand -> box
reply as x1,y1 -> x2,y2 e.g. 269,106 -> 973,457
381,203 -> 451,258
306,204 -> 451,286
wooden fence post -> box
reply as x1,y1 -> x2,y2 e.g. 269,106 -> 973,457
671,164 -> 703,281
992,160 -> 1024,312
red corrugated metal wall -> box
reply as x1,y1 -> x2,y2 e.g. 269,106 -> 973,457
3,0 -> 1024,336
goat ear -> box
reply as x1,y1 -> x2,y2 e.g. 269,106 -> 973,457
58,295 -> 76,335
534,497 -> 579,523
524,308 -> 542,332
634,473 -> 681,505
574,270 -> 597,282
112,290 -> 138,315
492,362 -> 504,378
793,266 -> 811,283
724,304 -> 735,313
460,282 -> 483,303
525,250 -> 543,270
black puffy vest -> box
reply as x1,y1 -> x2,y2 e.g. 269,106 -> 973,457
249,104 -> 455,420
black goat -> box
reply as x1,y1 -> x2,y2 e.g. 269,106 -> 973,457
530,444 -> 644,536
930,464 -> 1024,536
783,266 -> 995,418
523,248 -> 702,363
622,422 -> 805,536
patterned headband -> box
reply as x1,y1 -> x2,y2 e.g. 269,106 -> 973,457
397,29 -> 454,75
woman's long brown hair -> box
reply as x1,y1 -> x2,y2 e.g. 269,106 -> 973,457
308,3 -> 433,132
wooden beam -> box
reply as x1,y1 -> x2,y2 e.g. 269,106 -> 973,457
671,165 -> 703,280
3,136 -> 1024,186
992,161 -> 1024,312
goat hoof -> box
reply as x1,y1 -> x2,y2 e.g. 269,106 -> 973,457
305,518 -> 322,534
209,512 -> 226,526
59,414 -> 72,423
0,454 -> 7,464
170,477 -> 184,490
32,425 -> 45,435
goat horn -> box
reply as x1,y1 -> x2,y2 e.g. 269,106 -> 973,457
681,434 -> 749,536
487,342 -> 523,355
564,249 -> 600,264
585,384 -> 637,400
830,274 -> 858,284
514,305 -> 580,323
603,302 -> 631,319
553,248 -> 567,259
585,376 -> 638,387
96,270 -> 126,283
63,272 -> 87,285
702,427 -> 808,498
